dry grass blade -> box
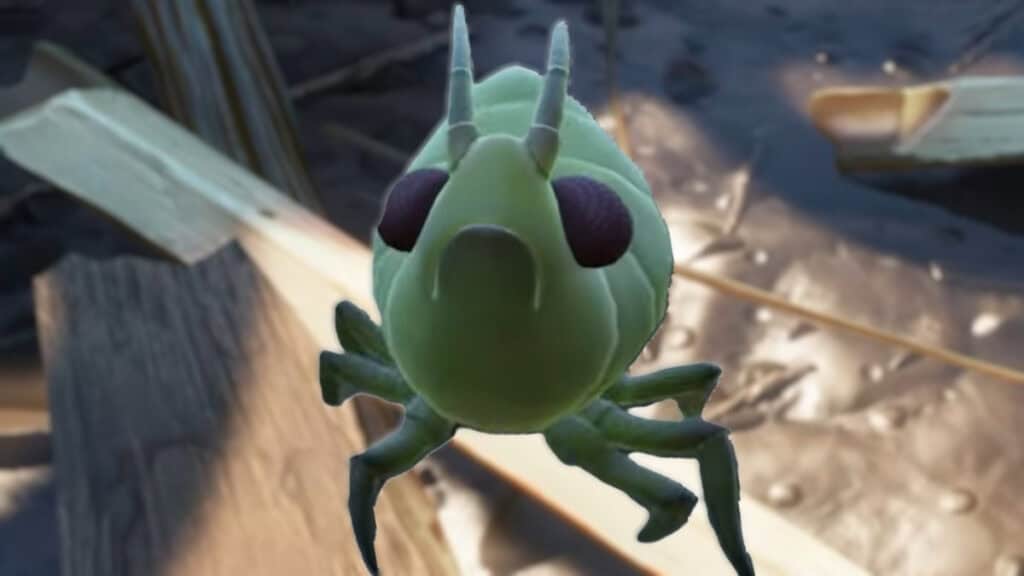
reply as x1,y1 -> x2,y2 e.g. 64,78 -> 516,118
322,123 -> 411,167
948,0 -> 1024,73
674,264 -> 1024,386
289,30 -> 450,101
131,0 -> 324,213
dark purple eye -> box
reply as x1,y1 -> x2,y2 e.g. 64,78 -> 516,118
377,168 -> 449,251
552,176 -> 633,268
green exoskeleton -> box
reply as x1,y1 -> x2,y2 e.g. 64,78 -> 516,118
320,5 -> 755,575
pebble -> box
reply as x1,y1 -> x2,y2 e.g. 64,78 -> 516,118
749,249 -> 769,265
834,242 -> 849,257
867,405 -> 905,432
596,113 -> 616,131
639,344 -> 656,363
664,326 -> 695,349
878,255 -> 901,268
814,51 -> 830,65
767,482 -> 802,507
788,321 -> 817,340
938,488 -> 977,514
995,554 -> 1024,576
882,59 -> 898,75
754,307 -> 773,323
943,386 -> 959,402
887,350 -> 919,371
416,464 -> 439,486
715,193 -> 732,211
865,363 -> 886,383
691,180 -> 709,194
971,312 -> 1003,338
634,144 -> 655,158
929,261 -> 945,281
663,56 -> 717,105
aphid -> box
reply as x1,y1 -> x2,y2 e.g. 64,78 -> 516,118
320,6 -> 755,575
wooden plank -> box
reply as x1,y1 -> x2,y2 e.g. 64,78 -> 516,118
810,76 -> 1024,171
1,86 -> 869,576
32,244 -> 457,576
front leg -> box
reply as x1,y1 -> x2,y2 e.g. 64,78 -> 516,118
334,300 -> 392,364
603,362 -> 721,418
582,399 -> 754,576
320,300 -> 414,407
543,415 -> 700,543
319,351 -> 414,407
349,397 -> 456,575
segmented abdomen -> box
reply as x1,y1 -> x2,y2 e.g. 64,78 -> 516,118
372,65 -> 673,381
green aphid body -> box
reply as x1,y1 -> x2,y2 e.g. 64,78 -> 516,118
320,6 -> 755,576
371,64 -> 672,433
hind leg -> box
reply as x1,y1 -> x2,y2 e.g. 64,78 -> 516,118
582,399 -> 754,576
543,414 -> 699,543
348,397 -> 456,575
603,362 -> 722,418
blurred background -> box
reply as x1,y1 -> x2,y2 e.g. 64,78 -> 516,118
1,1 -> 1023,575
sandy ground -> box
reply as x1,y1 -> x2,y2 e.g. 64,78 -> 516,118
3,1 -> 1024,575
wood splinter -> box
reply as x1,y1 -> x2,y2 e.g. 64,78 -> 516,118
809,76 -> 1024,171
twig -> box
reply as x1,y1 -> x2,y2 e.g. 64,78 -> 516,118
602,0 -> 633,157
131,0 -> 326,214
0,182 -> 48,218
948,0 -> 1024,74
721,126 -> 770,236
673,264 -> 1024,386
290,30 -> 450,101
322,124 -> 411,166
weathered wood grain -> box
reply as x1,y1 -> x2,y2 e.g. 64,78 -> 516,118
32,245 -> 457,576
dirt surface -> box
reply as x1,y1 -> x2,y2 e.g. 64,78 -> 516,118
2,1 -> 1024,575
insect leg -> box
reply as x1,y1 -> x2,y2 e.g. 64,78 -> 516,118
543,414 -> 699,543
319,351 -> 414,406
603,362 -> 721,418
335,300 -> 392,364
582,399 -> 755,576
348,397 -> 456,575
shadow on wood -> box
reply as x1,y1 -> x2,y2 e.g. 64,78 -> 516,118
0,467 -> 59,576
32,244 -> 456,575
